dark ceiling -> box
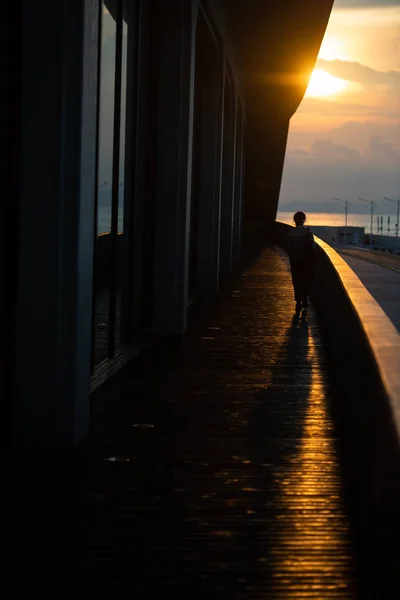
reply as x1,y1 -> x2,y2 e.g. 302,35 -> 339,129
220,0 -> 334,119
216,0 -> 335,223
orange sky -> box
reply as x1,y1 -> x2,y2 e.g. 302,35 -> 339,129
279,1 -> 400,213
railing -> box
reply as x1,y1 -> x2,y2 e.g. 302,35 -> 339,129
274,220 -> 400,593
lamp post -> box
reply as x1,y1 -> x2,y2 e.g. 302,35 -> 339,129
358,197 -> 377,249
334,198 -> 348,246
384,197 -> 400,238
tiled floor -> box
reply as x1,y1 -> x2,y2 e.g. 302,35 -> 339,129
15,247 -> 359,597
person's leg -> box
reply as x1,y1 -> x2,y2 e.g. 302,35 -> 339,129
302,265 -> 313,309
298,265 -> 306,308
290,263 -> 302,311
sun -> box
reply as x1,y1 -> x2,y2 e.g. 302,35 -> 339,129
305,69 -> 348,98
318,35 -> 348,61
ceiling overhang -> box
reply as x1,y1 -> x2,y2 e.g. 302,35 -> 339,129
219,0 -> 334,122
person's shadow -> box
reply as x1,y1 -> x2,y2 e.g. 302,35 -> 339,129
250,311 -> 310,448
234,311 -> 312,590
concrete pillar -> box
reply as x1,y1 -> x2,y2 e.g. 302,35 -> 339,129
232,104 -> 244,265
243,110 -> 290,236
196,43 -> 225,297
4,2 -> 22,446
219,74 -> 237,277
238,120 -> 246,257
14,0 -> 99,446
152,0 -> 196,334
120,0 -> 142,340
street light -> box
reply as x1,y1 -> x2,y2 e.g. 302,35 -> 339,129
384,196 -> 400,238
358,197 -> 377,249
334,198 -> 348,246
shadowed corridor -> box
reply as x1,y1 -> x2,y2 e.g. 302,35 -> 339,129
15,247 -> 359,597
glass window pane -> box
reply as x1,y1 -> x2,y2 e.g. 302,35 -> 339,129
115,7 -> 128,351
97,4 -> 116,235
118,16 -> 128,234
93,2 -> 117,369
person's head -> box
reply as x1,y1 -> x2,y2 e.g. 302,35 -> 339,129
293,211 -> 306,226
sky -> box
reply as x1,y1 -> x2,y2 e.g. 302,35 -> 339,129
278,0 -> 400,214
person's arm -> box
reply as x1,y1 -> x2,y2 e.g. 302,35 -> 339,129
307,228 -> 317,251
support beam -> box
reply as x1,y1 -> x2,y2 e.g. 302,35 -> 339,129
243,112 -> 289,237
4,1 -> 22,446
219,72 -> 237,277
232,103 -> 244,265
152,0 -> 196,334
195,38 -> 225,297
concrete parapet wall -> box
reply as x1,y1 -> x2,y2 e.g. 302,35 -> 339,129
274,220 -> 400,595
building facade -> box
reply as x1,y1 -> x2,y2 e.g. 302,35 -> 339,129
6,0 -> 333,447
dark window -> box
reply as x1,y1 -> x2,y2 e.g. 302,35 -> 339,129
92,0 -> 129,368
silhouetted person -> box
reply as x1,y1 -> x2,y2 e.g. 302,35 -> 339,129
288,211 -> 316,314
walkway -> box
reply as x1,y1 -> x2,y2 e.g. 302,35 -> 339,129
339,252 -> 400,333
17,247 -> 359,597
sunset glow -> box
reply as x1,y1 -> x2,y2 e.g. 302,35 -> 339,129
305,69 -> 348,98
279,3 -> 400,214
318,35 -> 348,61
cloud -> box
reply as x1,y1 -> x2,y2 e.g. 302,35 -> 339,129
311,138 -> 362,161
297,97 -> 400,118
286,136 -> 399,167
288,120 -> 400,154
316,59 -> 400,90
328,121 -> 400,151
279,157 -> 400,211
366,136 -> 400,165
334,1 -> 400,6
280,133 -> 400,210
284,139 -> 363,172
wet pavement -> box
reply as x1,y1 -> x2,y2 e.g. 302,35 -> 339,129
15,247 -> 358,597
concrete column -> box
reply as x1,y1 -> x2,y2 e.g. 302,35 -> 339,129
14,0 -> 99,446
4,2 -> 22,446
120,0 -> 142,340
219,75 -> 237,277
196,43 -> 225,297
232,104 -> 244,265
243,112 -> 290,236
238,121 -> 246,258
152,0 -> 196,335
